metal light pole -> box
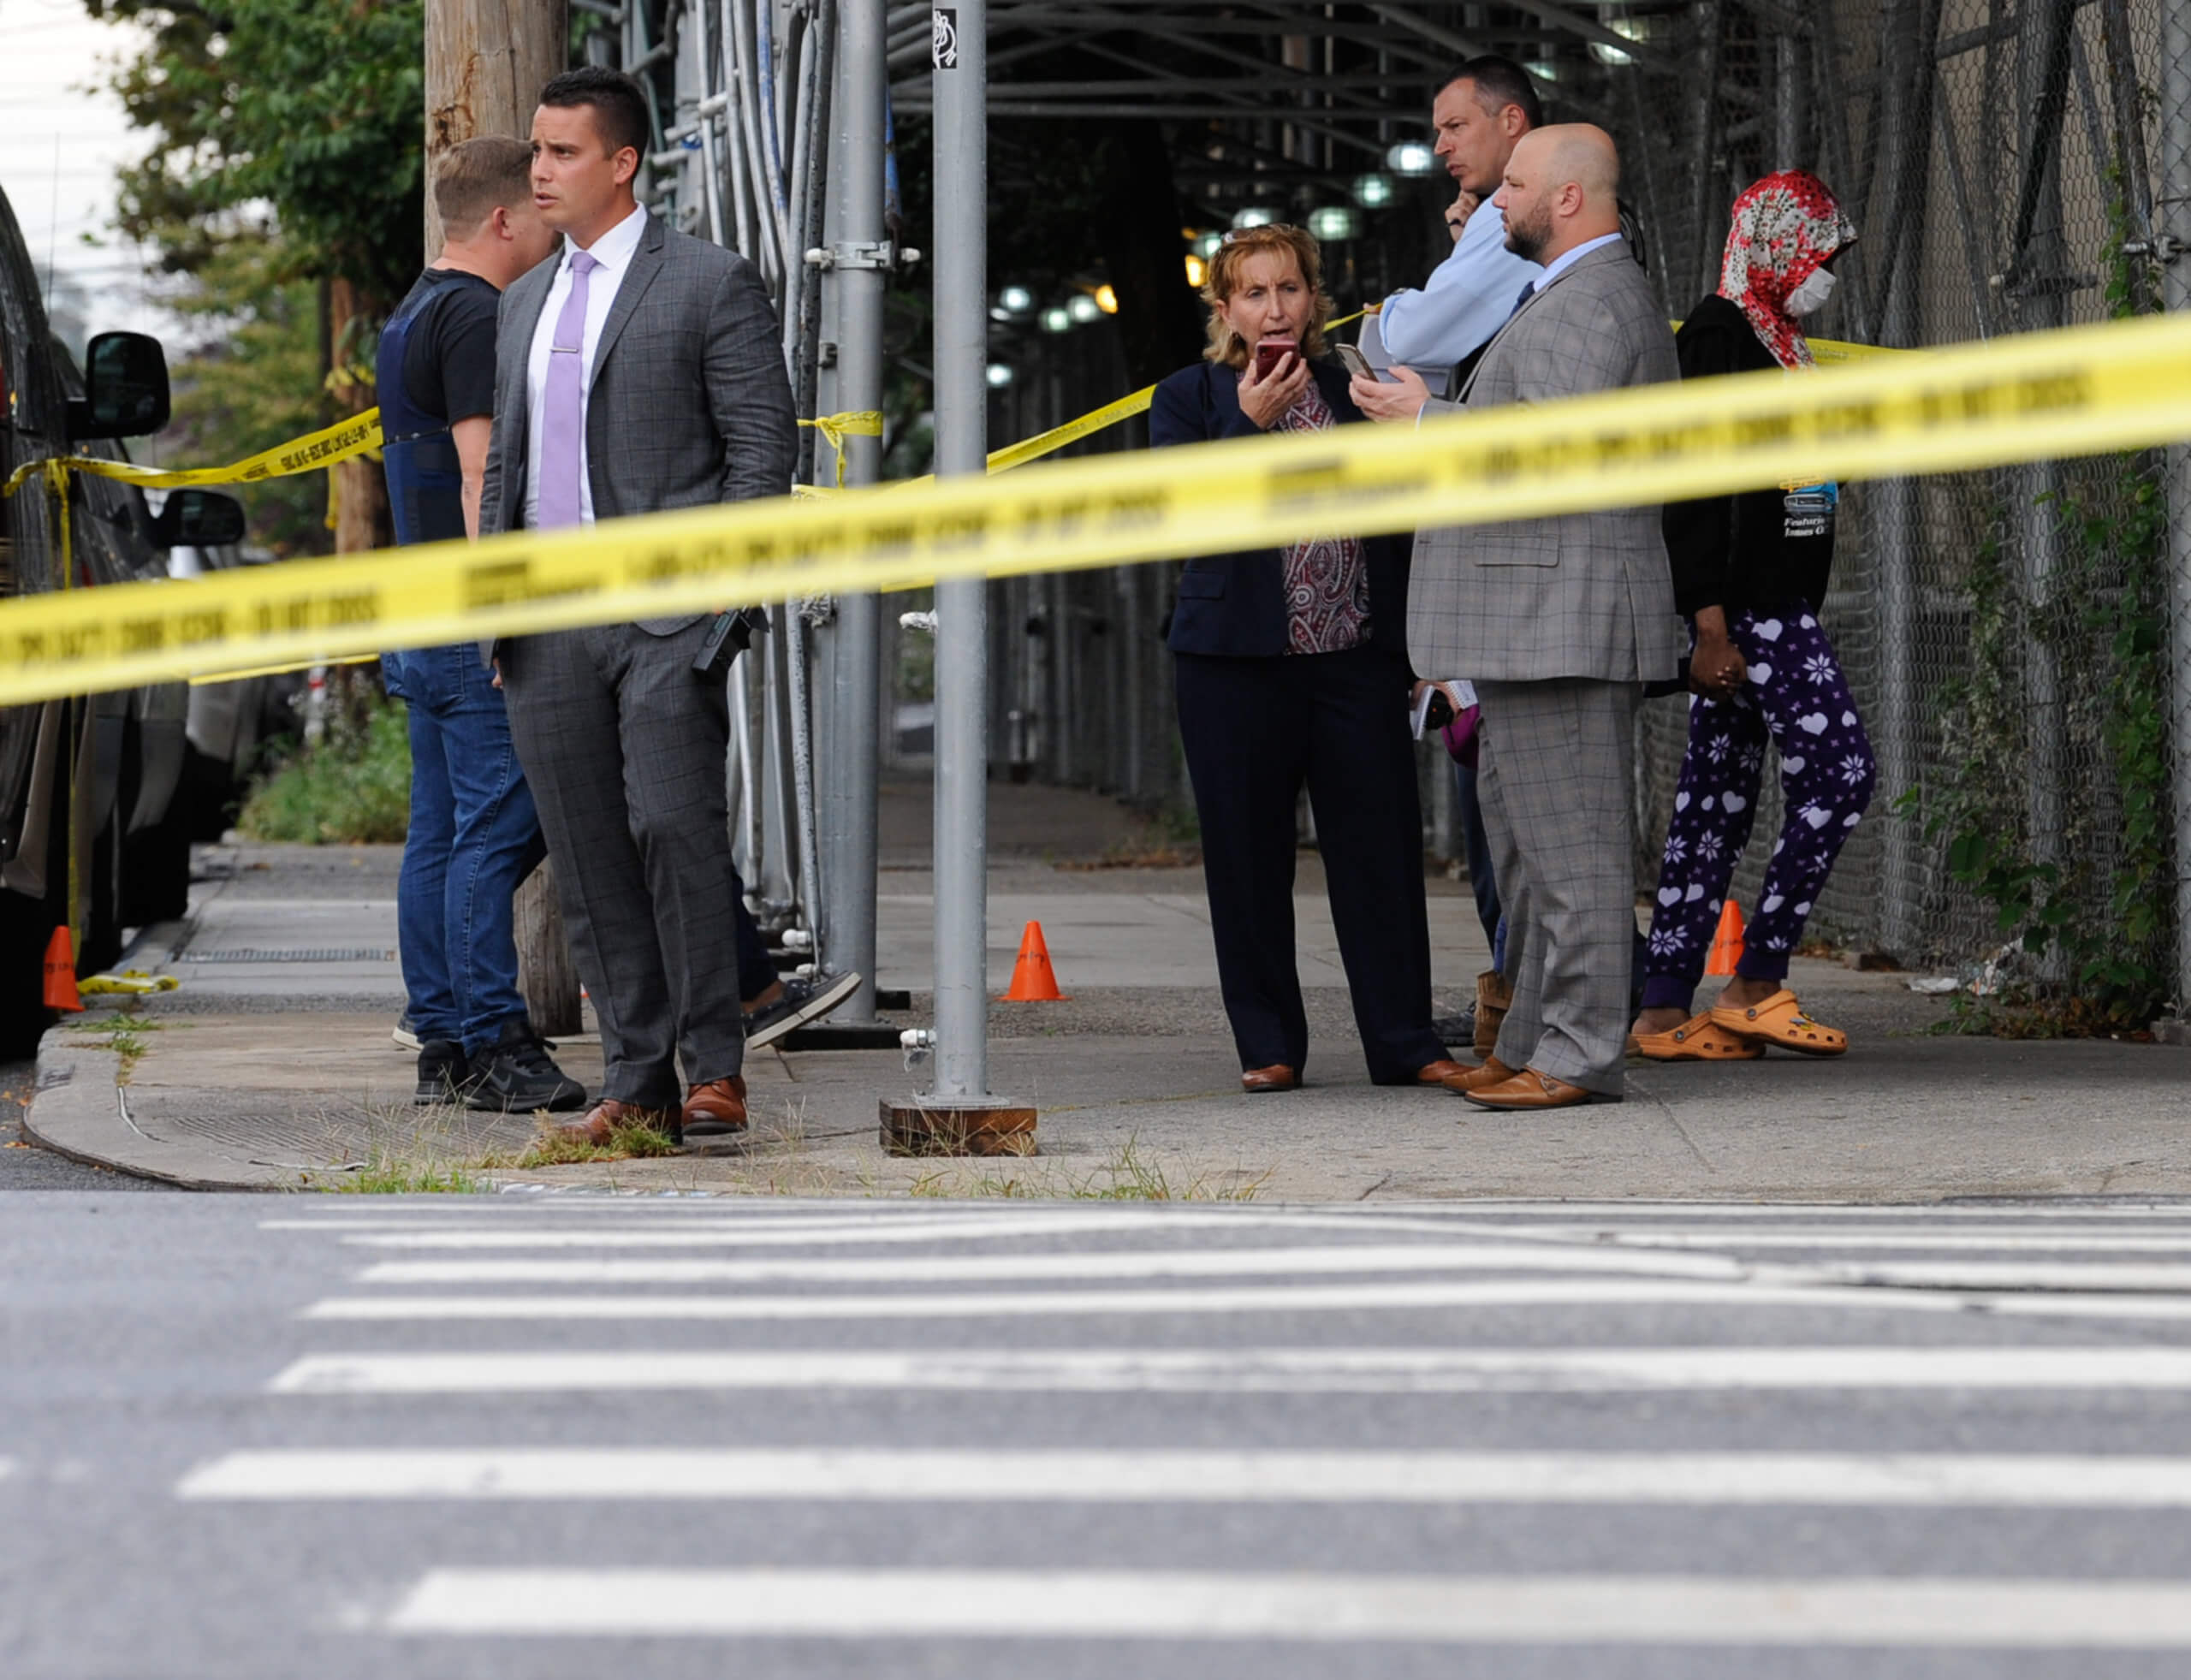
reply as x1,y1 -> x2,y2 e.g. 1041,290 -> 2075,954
2159,0 -> 2191,1009
817,0 -> 884,1018
930,0 -> 990,1101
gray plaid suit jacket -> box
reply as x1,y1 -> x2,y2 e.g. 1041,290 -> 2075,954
1404,238 -> 1682,684
479,211 -> 798,638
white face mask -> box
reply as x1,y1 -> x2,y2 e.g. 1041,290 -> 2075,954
1784,266 -> 1836,318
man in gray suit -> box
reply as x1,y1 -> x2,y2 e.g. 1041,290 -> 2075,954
1353,125 -> 1680,1111
482,66 -> 799,1144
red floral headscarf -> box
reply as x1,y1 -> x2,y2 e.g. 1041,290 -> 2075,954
1718,170 -> 1858,371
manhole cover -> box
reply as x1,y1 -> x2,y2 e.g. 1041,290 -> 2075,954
179,948 -> 397,963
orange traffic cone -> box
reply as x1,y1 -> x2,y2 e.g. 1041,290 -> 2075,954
42,925 -> 83,1012
999,921 -> 1069,1001
1704,899 -> 1746,977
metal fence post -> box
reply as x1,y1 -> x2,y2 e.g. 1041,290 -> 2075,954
818,0 -> 883,1017
931,0 -> 990,1100
2159,0 -> 2191,1008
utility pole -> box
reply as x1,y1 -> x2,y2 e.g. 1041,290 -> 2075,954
931,0 -> 990,1105
423,0 -> 578,1036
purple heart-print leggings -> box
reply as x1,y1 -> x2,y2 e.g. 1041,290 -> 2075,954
1639,605 -> 1876,1013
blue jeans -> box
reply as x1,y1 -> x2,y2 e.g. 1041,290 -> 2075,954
383,646 -> 545,1055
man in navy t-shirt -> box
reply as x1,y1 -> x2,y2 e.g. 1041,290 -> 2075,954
378,136 -> 584,1113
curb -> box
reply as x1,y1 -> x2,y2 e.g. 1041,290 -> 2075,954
22,1028 -> 296,1193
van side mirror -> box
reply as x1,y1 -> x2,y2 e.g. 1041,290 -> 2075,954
148,489 -> 246,549
68,331 -> 170,440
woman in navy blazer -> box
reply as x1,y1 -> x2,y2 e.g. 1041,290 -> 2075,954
1153,224 -> 1463,1095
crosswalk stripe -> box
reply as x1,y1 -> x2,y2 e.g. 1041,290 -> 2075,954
350,1244 -> 1746,1285
175,1447 -> 2191,1506
301,1278 -> 1974,1324
1533,1230 -> 2191,1252
383,1568 -> 2191,1644
267,1345 -> 2191,1397
283,1211 -> 1294,1243
1349,1202 -> 2191,1220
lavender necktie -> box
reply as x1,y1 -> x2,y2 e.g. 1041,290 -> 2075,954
535,249 -> 599,530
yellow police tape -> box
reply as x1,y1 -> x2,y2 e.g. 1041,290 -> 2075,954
0,409 -> 386,498
0,308 -> 2170,709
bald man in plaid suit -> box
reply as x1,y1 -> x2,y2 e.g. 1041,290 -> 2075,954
1356,124 -> 1681,1111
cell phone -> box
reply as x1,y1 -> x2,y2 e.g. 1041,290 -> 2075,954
1334,341 -> 1398,384
1252,338 -> 1297,380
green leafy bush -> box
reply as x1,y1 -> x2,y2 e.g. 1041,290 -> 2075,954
238,698 -> 411,844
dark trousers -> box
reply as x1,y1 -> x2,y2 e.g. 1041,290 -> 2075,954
1174,644 -> 1446,1084
502,621 -> 747,1108
1452,762 -> 1502,953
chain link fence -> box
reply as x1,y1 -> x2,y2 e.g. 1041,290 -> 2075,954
1589,0 -> 2176,1001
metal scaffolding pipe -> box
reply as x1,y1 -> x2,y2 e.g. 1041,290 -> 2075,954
818,0 -> 883,1019
931,0 -> 991,1098
2158,0 -> 2191,1007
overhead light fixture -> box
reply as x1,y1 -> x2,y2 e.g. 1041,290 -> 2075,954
989,306 -> 1012,323
1230,205 -> 1278,230
1351,173 -> 1395,209
1385,141 -> 1436,177
1094,285 -> 1119,315
1307,205 -> 1360,242
1523,58 -> 1559,84
997,284 -> 1034,314
1184,253 -> 1206,287
985,363 -> 1014,389
1042,306 -> 1072,333
1067,293 -> 1101,324
1589,18 -> 1645,67
1192,230 -> 1224,258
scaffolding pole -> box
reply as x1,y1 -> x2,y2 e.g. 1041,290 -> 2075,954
818,0 -> 883,1017
930,0 -> 990,1100
2160,0 -> 2191,1007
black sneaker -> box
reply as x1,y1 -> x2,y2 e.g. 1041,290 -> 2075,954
393,1012 -> 422,1052
413,1039 -> 474,1106
466,1018 -> 588,1113
744,969 -> 863,1050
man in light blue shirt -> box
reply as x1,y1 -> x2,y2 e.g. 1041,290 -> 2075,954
1375,55 -> 1545,387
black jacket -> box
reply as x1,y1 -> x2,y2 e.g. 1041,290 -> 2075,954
1149,356 -> 1413,664
1662,294 -> 1839,620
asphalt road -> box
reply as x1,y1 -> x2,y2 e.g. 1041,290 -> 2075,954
0,1060 -> 168,1191
9,1194 -> 2191,1677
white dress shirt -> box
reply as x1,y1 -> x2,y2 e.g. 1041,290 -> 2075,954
1376,201 -> 1542,371
522,201 -> 650,531
1529,230 -> 1626,294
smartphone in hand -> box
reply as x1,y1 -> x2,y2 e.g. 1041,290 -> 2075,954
1335,342 -> 1398,384
1253,338 -> 1298,380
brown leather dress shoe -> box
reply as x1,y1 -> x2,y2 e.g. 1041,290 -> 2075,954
1438,1056 -> 1517,1093
1415,1059 -> 1474,1087
1240,1064 -> 1298,1094
683,1075 -> 749,1136
549,1099 -> 680,1148
1463,1067 -> 1617,1110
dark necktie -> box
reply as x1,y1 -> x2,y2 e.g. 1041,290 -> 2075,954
1507,281 -> 1537,322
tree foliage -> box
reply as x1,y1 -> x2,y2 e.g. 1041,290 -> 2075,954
86,0 -> 425,302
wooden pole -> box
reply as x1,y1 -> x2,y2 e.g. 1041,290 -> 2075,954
425,0 -> 579,1036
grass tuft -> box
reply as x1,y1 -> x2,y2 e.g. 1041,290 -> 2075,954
514,1118 -> 680,1168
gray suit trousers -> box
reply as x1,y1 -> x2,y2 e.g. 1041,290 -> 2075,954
501,621 -> 745,1107
1475,678 -> 1639,1096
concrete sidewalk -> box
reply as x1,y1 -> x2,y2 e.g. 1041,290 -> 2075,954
24,784 -> 2191,1199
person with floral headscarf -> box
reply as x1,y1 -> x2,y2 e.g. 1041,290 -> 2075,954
1630,170 -> 1876,1063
